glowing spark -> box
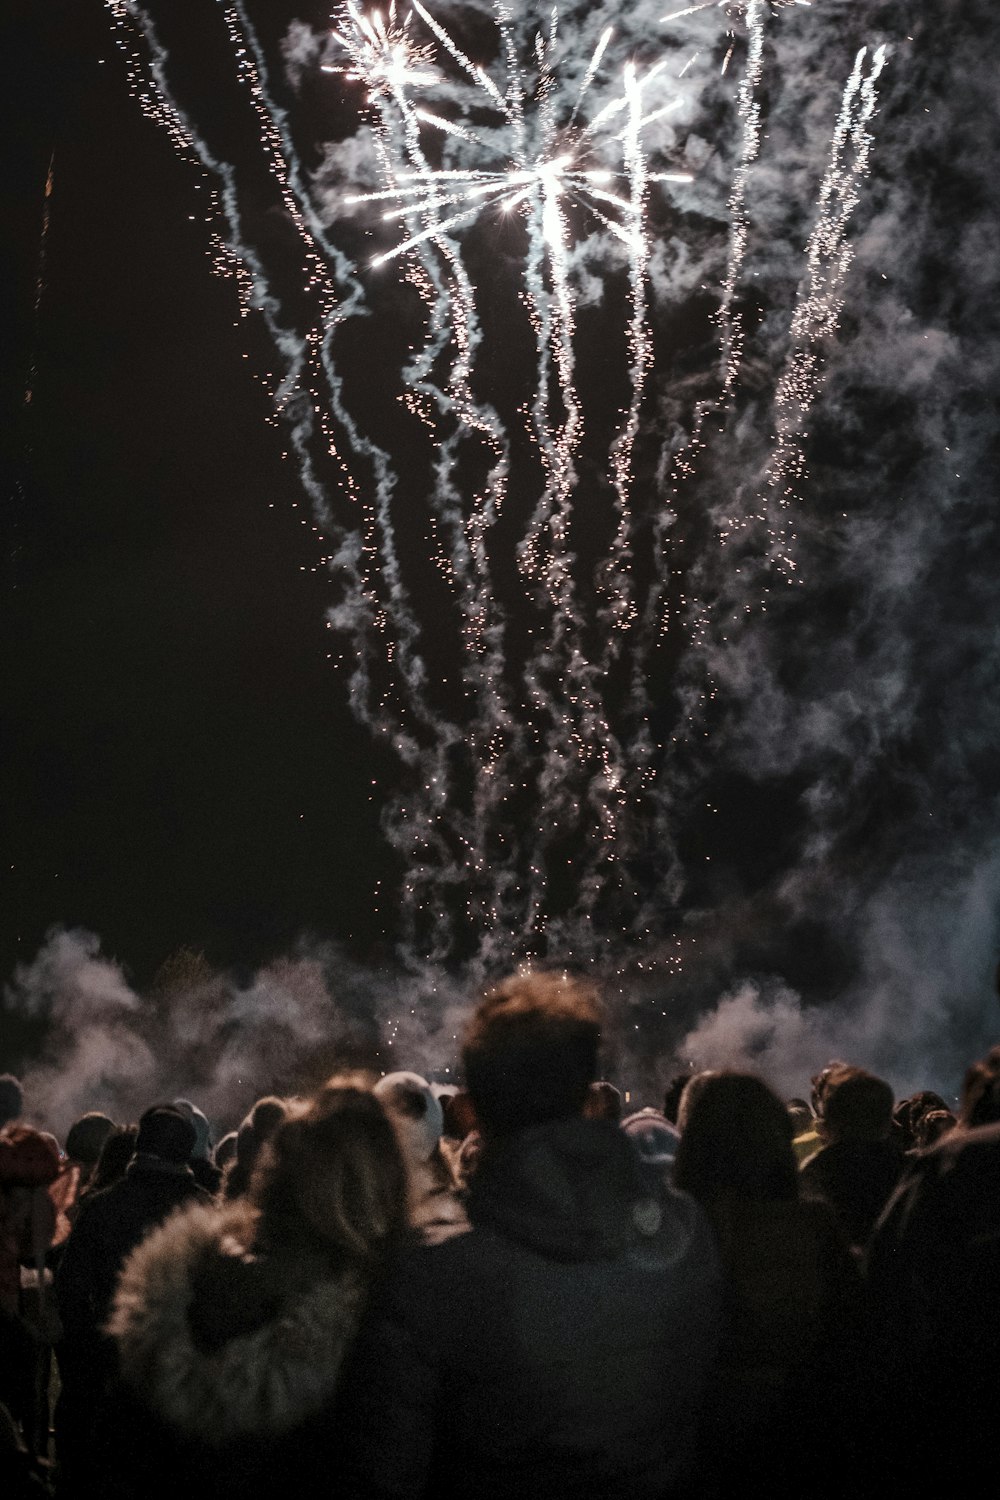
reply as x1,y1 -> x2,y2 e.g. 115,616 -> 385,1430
763,43 -> 890,569
326,0 -> 439,92
411,0 -> 507,109
109,0 -> 891,974
413,108 -> 489,146
570,25 -> 614,122
661,1 -> 725,20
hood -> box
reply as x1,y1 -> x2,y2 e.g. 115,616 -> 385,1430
469,1117 -> 656,1261
109,1201 -> 366,1445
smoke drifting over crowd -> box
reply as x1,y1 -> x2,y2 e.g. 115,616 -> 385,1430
6,0 -> 999,1110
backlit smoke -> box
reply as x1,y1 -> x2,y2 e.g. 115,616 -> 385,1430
101,1 -> 899,976
89,0 -> 1000,1095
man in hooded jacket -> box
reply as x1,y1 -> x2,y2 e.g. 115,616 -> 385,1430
338,973 -> 722,1500
55,1104 -> 210,1487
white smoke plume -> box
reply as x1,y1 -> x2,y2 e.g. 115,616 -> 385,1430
3,928 -> 474,1137
78,0 -> 1000,1089
7,887 -> 996,1140
676,841 -> 1000,1101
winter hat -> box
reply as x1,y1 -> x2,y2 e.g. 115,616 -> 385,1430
0,1124 -> 61,1186
173,1099 -> 213,1159
622,1108 -> 680,1169
136,1105 -> 196,1165
374,1072 -> 443,1163
65,1111 -> 116,1166
0,1074 -> 23,1127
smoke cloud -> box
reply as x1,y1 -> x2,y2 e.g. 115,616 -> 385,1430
45,0 -> 998,1108
3,927 -> 488,1137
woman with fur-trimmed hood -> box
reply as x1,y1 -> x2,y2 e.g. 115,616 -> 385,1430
100,1084 -> 408,1500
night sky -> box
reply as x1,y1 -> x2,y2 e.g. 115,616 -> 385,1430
5,0 -> 394,987
3,1 -> 999,1111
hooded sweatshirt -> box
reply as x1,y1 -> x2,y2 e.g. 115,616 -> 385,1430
337,1116 -> 722,1500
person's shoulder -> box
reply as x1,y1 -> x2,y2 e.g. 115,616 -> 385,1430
918,1121 -> 1000,1186
370,1222 -> 482,1311
935,1118 -> 1000,1153
798,1141 -> 830,1177
73,1175 -> 126,1220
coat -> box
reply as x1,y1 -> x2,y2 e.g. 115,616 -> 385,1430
101,1199 -> 369,1499
336,1116 -> 723,1500
863,1121 -> 1000,1489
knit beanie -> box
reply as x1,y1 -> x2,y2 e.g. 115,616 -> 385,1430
65,1111 -> 116,1165
374,1072 -> 444,1163
173,1099 -> 213,1159
136,1105 -> 196,1164
622,1107 -> 680,1169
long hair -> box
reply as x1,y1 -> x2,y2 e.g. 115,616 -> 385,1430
674,1073 -> 799,1206
251,1086 -> 408,1268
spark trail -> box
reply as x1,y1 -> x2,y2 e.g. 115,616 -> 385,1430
104,0 -> 891,975
762,42 -> 890,572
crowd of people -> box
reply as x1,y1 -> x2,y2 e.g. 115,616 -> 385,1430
1,971 -> 998,1498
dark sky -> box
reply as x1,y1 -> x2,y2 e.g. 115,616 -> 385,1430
3,0 -> 999,1095
4,0 -> 392,986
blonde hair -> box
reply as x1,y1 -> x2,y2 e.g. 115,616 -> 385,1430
251,1085 -> 407,1266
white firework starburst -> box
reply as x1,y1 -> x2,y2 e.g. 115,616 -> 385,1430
324,1 -> 440,96
333,3 -> 692,268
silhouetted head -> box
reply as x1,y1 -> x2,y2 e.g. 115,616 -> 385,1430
960,1045 -> 1000,1128
820,1068 -> 895,1143
677,1071 -> 721,1133
662,1073 -> 692,1125
907,1090 -> 949,1136
135,1105 -> 197,1164
172,1099 -> 213,1160
914,1108 -> 956,1149
88,1125 -> 139,1194
440,1088 -> 477,1141
673,1072 -> 798,1205
462,972 -> 601,1138
810,1060 -> 849,1119
65,1112 -> 116,1167
251,1085 -> 407,1268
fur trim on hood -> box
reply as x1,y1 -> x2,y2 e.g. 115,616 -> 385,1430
109,1201 -> 366,1446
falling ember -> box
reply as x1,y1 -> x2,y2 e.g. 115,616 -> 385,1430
102,0 -> 891,974
325,1 -> 440,94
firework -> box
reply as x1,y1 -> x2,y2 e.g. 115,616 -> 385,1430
103,0 -> 890,973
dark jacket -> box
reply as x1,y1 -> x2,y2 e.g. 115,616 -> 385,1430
695,1196 -> 867,1497
864,1121 -> 1000,1488
867,1120 -> 1000,1365
337,1117 -> 723,1500
99,1199 -> 369,1500
799,1137 -> 902,1247
54,1155 -> 212,1485
56,1156 -> 210,1355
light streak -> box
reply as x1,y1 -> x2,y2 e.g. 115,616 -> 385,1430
762,42 -> 890,572
103,0 -> 889,975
